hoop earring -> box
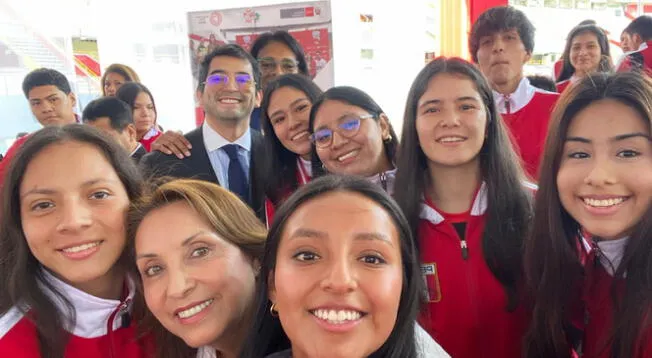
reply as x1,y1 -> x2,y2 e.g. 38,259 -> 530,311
270,302 -> 279,317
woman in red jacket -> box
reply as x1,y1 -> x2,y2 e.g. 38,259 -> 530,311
524,72 -> 652,358
258,74 -> 323,225
393,57 -> 534,358
0,125 -> 149,358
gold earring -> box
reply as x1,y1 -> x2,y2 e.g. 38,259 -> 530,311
270,302 -> 279,317
384,134 -> 392,143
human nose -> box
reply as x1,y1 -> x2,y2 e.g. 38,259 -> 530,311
583,156 -> 617,187
319,257 -> 358,293
167,264 -> 195,299
56,198 -> 92,233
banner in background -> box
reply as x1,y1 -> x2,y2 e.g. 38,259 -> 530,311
187,1 -> 333,126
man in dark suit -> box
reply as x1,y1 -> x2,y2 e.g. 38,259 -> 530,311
141,44 -> 265,216
82,96 -> 147,162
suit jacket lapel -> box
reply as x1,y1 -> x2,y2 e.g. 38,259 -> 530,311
185,128 -> 220,185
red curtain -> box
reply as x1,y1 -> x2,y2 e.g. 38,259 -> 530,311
468,0 -> 508,25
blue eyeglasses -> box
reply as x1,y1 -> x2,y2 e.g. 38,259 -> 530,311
203,73 -> 254,89
310,114 -> 375,148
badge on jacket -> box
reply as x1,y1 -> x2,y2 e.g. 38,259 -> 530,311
421,262 -> 441,302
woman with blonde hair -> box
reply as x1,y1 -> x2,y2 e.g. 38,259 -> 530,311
128,178 -> 272,358
101,63 -> 141,97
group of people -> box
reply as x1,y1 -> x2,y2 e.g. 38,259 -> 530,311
1,5 -> 651,358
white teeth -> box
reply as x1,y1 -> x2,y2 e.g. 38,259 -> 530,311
292,131 -> 309,141
438,136 -> 465,143
62,241 -> 101,253
337,150 -> 358,162
219,98 -> 240,104
312,309 -> 362,324
177,299 -> 214,319
583,197 -> 625,207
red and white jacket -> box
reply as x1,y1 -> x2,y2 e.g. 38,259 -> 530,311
493,77 -> 559,180
0,269 -> 150,358
264,158 -> 312,226
570,237 -> 652,358
616,40 -> 652,76
139,127 -> 162,152
418,182 -> 533,358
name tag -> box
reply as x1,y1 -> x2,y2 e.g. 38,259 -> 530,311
421,263 -> 442,303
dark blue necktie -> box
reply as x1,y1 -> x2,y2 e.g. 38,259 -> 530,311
222,144 -> 249,204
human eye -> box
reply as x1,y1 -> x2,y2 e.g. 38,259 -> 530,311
235,74 -> 252,85
460,103 -> 477,111
567,151 -> 590,159
89,190 -> 111,200
207,74 -> 227,85
143,265 -> 163,277
272,115 -> 286,125
617,149 -> 640,158
31,201 -> 54,212
423,107 -> 440,114
190,247 -> 210,258
296,103 -> 310,112
293,251 -> 321,262
359,253 -> 387,266
340,118 -> 360,131
480,38 -> 492,46
312,130 -> 332,145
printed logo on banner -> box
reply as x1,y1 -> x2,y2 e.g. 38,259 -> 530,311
209,11 -> 222,26
421,263 -> 442,303
305,7 -> 314,17
243,8 -> 260,23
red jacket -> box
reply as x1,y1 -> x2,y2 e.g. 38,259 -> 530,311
494,78 -> 559,180
617,41 -> 652,76
418,183 -> 530,358
0,134 -> 29,192
264,158 -> 312,226
0,270 -> 151,358
139,127 -> 162,152
573,239 -> 652,358
556,79 -> 571,94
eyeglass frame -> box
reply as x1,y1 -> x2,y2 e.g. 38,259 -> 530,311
257,56 -> 300,73
309,113 -> 376,148
201,72 -> 255,90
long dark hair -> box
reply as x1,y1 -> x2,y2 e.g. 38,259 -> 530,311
308,86 -> 399,177
116,82 -> 158,120
394,57 -> 532,310
0,124 -> 143,358
557,25 -> 613,83
524,72 -> 652,358
242,175 -> 423,358
250,30 -> 310,76
259,74 -> 323,205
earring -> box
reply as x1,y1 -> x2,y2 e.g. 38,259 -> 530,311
270,302 -> 279,317
384,134 -> 393,143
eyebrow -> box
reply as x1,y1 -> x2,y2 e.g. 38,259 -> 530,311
136,231 -> 209,260
20,178 -> 118,200
270,98 -> 309,118
566,132 -> 652,143
418,96 -> 480,109
288,228 -> 394,246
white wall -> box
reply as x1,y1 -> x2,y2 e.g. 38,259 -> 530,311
92,0 -> 429,134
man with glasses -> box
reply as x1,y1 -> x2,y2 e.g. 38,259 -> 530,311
142,44 -> 265,217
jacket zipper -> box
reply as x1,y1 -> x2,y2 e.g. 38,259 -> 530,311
107,298 -> 131,358
460,238 -> 469,260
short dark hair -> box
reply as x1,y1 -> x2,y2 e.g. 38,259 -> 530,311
469,6 -> 535,63
22,68 -> 72,98
250,31 -> 310,76
242,174 -> 422,358
115,82 -> 157,117
625,15 -> 652,41
308,86 -> 399,177
577,19 -> 596,26
527,75 -> 557,92
197,44 -> 262,92
82,97 -> 134,132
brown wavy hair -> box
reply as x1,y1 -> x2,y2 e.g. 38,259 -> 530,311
101,63 -> 141,96
126,178 -> 267,358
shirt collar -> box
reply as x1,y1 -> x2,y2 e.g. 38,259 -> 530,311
419,182 -> 488,225
492,77 -> 535,114
130,142 -> 143,156
202,121 -> 251,153
595,236 -> 629,276
40,268 -> 135,337
638,41 -> 650,51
